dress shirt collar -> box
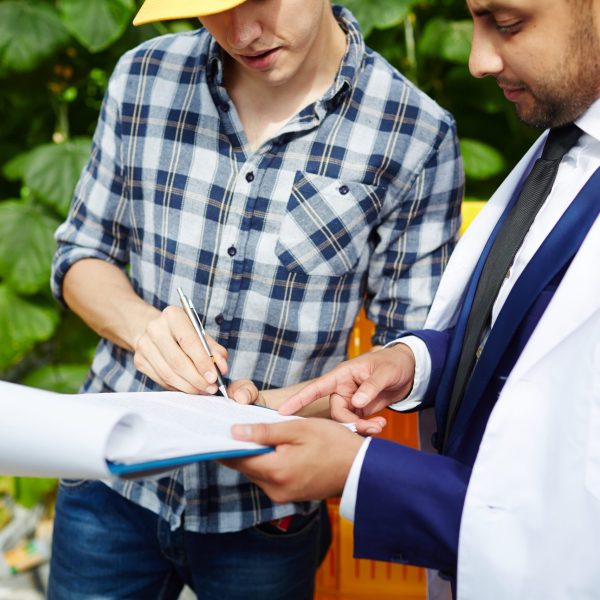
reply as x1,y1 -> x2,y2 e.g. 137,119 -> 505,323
575,96 -> 600,143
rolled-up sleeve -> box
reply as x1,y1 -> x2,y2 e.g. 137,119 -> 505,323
367,116 -> 463,344
51,63 -> 130,307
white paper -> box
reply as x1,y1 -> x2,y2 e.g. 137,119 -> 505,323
0,381 -> 297,479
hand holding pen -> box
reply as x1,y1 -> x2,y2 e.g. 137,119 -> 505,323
132,290 -> 229,395
177,288 -> 230,400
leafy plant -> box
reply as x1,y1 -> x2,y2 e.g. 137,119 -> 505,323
0,0 -> 536,506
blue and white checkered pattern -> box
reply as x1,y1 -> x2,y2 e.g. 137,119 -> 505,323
52,6 -> 463,532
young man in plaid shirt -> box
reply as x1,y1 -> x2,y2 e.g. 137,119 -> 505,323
49,0 -> 463,597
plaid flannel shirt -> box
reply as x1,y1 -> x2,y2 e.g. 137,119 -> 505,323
51,6 -> 463,532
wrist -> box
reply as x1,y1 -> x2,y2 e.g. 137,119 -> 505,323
128,303 -> 161,352
389,342 -> 416,398
256,392 -> 270,409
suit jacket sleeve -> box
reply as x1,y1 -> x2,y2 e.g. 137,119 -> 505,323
354,437 -> 470,575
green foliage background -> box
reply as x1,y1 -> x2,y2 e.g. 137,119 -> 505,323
0,0 -> 537,505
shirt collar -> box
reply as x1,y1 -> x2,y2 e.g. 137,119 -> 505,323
575,96 -> 600,143
321,5 -> 365,105
207,36 -> 224,85
205,5 -> 365,104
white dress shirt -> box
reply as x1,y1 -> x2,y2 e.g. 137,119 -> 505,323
341,98 -> 600,521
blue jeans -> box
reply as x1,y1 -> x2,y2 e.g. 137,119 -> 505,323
48,480 -> 330,599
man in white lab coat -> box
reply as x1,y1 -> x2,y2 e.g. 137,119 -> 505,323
225,0 -> 600,597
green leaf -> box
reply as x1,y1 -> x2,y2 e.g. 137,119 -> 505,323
58,0 -> 135,53
340,0 -> 417,38
21,364 -> 89,393
24,138 -> 91,217
439,21 -> 472,64
14,477 -> 57,508
164,20 -> 197,34
0,285 -> 60,370
2,151 -> 30,182
50,311 -> 99,364
460,138 -> 507,180
0,201 -> 61,295
366,27 -> 408,74
418,17 -> 447,57
0,477 -> 17,497
0,495 -> 13,528
0,1 -> 70,72
418,19 -> 472,64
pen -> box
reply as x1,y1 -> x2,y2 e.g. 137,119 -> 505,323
176,287 -> 230,400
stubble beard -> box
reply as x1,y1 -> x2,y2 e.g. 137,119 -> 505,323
517,12 -> 600,128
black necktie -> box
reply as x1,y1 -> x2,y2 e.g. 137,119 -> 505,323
442,123 -> 583,449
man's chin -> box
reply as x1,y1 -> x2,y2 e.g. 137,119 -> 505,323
514,102 -> 555,130
515,94 -> 593,129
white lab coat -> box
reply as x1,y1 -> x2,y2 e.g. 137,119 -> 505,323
421,134 -> 600,599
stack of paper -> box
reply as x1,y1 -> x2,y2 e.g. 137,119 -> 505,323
0,381 -> 297,479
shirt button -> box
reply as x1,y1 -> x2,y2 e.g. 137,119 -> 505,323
220,102 -> 230,113
245,172 -> 255,183
215,314 -> 225,325
339,184 -> 349,195
227,246 -> 237,257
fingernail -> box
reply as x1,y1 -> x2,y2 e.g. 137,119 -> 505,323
232,424 -> 252,440
353,392 -> 369,407
207,384 -> 218,395
204,371 -> 217,383
238,389 -> 250,403
365,427 -> 380,436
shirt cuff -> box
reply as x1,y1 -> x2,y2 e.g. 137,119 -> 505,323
384,336 -> 431,411
340,437 -> 372,523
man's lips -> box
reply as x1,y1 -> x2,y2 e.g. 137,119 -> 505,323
237,48 -> 280,70
498,84 -> 526,101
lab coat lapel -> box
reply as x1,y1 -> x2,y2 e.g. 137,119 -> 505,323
425,135 -> 547,331
446,168 -> 600,452
509,214 -> 600,382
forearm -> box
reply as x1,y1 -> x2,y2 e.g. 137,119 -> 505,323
63,259 -> 159,351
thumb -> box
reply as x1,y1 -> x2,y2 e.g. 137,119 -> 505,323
351,377 -> 388,408
351,358 -> 406,408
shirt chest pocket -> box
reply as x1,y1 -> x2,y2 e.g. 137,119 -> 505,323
275,171 -> 386,277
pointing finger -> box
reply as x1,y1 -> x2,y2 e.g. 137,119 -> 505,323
278,374 -> 340,416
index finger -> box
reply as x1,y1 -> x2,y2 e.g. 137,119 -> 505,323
278,373 -> 340,415
169,309 -> 228,376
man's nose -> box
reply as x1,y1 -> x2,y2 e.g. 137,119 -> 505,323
226,6 -> 262,49
468,26 -> 503,78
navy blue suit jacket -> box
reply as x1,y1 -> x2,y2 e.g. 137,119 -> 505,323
353,167 -> 600,577
354,286 -> 557,575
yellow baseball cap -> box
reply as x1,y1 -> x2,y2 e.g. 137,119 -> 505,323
133,0 -> 248,26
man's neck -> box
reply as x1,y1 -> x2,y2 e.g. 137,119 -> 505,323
223,11 -> 347,152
